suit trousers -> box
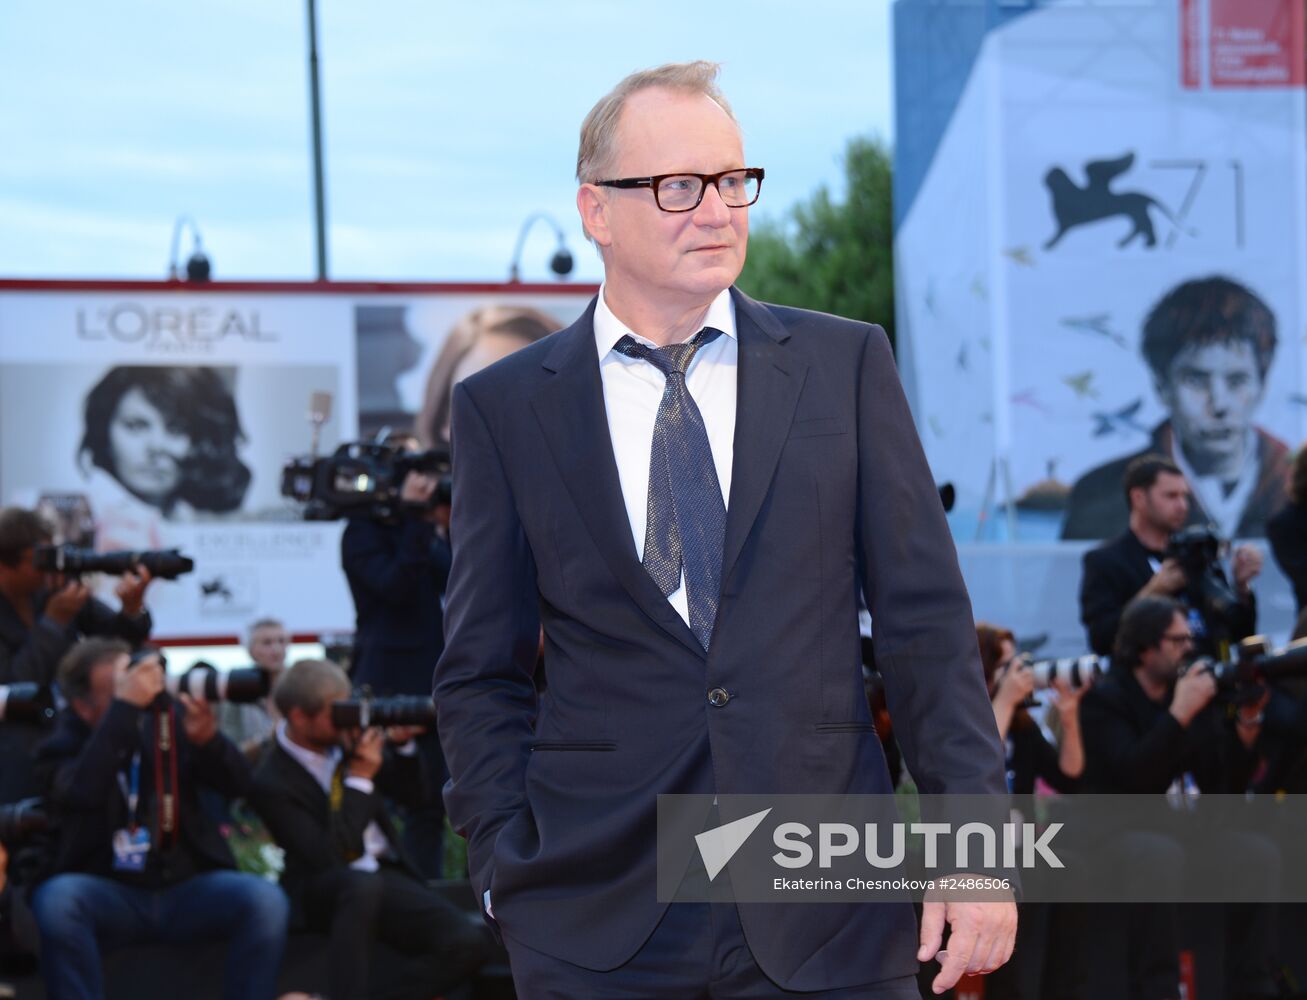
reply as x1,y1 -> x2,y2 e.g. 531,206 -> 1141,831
503,899 -> 919,1000
301,864 -> 480,1000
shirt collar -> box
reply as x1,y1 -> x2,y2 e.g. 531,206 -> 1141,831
593,285 -> 736,359
275,718 -> 340,783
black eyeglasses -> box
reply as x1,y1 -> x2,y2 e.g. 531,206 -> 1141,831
593,167 -> 765,213
1161,632 -> 1194,646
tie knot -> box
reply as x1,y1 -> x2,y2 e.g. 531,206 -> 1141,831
614,327 -> 722,378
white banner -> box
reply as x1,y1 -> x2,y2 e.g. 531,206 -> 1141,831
0,284 -> 595,640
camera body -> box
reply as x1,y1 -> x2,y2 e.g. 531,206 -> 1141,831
281,441 -> 452,522
1165,525 -> 1241,631
33,544 -> 194,580
0,797 -> 48,846
0,683 -> 57,727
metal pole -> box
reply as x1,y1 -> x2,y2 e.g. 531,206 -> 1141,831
307,0 -> 329,280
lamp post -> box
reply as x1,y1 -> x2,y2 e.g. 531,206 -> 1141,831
306,0 -> 329,280
508,212 -> 573,283
167,215 -> 211,282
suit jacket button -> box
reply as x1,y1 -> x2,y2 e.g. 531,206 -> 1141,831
707,687 -> 731,707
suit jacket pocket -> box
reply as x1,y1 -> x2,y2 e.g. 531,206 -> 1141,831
529,740 -> 617,751
813,722 -> 877,734
788,416 -> 847,439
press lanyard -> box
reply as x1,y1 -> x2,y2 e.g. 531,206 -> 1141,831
116,753 -> 142,831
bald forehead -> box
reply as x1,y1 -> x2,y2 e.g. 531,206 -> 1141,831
610,86 -> 743,171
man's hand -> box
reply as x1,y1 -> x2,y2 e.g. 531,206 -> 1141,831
1141,558 -> 1186,598
347,728 -> 385,781
399,471 -> 439,506
115,655 -> 165,708
1169,666 -> 1217,727
44,580 -> 91,627
918,896 -> 1017,994
385,725 -> 426,745
1232,544 -> 1263,594
114,565 -> 154,617
178,692 -> 218,746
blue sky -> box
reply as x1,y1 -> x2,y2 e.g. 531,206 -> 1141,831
0,1 -> 894,284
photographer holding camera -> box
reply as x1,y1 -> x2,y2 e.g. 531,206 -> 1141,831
30,638 -> 288,1000
0,507 -> 155,804
1079,456 -> 1259,659
1080,596 -> 1277,1000
340,432 -> 451,878
250,660 -> 492,1000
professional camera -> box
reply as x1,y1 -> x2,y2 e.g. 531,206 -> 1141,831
134,652 -> 270,706
1166,525 -> 1240,626
281,441 -> 452,521
331,694 -> 437,729
1024,654 -> 1105,691
0,684 -> 56,727
1188,635 -> 1307,701
0,798 -> 48,845
33,544 -> 194,580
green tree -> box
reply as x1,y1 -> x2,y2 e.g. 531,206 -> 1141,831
738,136 -> 895,347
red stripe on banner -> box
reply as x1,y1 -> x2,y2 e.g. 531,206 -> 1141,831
1180,0 -> 1202,88
0,278 -> 599,296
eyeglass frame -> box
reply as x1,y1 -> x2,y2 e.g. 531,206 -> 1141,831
592,167 -> 765,213
1160,631 -> 1194,646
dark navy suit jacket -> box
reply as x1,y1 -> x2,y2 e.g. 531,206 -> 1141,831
434,290 -> 1006,990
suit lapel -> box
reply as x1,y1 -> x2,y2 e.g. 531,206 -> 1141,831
531,302 -> 703,658
721,291 -> 806,586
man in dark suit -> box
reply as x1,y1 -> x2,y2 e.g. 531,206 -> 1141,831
433,61 -> 1012,998
1062,276 -> 1289,541
250,659 -> 491,1000
341,431 -> 452,877
30,638 -> 288,1000
1079,455 -> 1259,658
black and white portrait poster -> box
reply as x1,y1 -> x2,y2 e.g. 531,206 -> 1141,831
0,290 -> 356,639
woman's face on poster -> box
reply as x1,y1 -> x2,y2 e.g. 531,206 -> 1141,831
108,386 -> 191,505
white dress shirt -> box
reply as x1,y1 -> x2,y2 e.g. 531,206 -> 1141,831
275,720 -> 389,872
593,286 -> 738,627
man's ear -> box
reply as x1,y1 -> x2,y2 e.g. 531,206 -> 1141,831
577,185 -> 612,248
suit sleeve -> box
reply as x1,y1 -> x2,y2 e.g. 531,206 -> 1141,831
433,383 -> 541,899
250,760 -> 379,875
77,598 -> 152,649
853,326 -> 1007,797
39,701 -> 142,809
1080,548 -> 1128,657
342,516 -> 440,606
0,616 -> 74,685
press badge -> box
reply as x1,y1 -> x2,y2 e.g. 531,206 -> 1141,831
112,827 -> 151,873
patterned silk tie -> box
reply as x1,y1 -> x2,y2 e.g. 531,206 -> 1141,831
614,327 -> 726,651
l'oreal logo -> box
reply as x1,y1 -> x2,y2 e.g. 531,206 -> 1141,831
76,304 -> 278,349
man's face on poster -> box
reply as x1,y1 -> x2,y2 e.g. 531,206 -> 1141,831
1155,340 -> 1265,469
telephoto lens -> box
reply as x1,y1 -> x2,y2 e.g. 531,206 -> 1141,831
167,662 -> 270,705
331,695 -> 437,729
0,683 -> 56,726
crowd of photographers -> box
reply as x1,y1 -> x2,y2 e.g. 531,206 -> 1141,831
0,484 -> 498,1000
6,425 -> 1307,999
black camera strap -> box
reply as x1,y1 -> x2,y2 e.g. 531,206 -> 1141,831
151,702 -> 180,849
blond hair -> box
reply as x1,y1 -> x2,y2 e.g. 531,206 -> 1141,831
576,61 -> 736,184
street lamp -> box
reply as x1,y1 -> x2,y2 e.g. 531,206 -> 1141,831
508,212 -> 573,283
167,215 -> 211,282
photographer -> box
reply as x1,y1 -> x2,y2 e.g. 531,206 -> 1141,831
250,660 -> 492,1000
1080,597 -> 1277,1000
217,617 -> 291,761
978,624 -> 1087,1000
30,638 -> 288,1000
341,432 -> 451,877
1079,456 -> 1258,658
0,507 -> 154,804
